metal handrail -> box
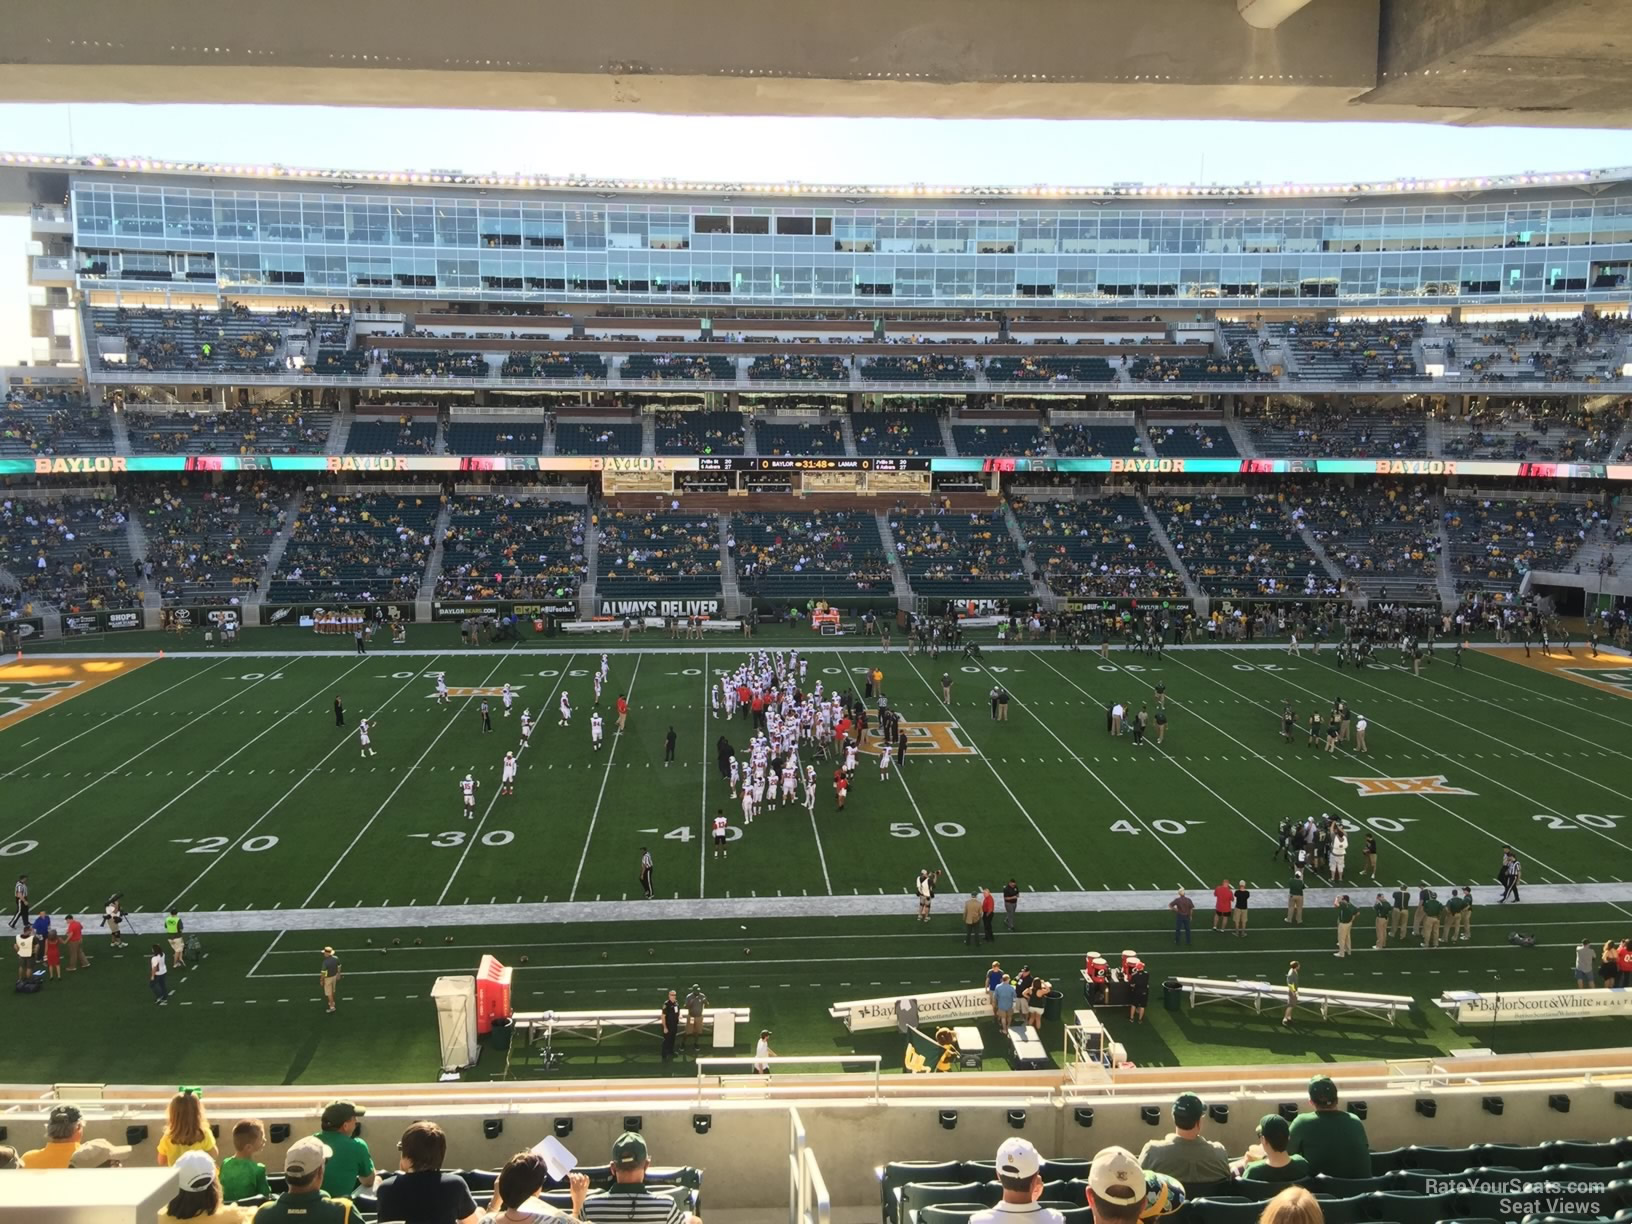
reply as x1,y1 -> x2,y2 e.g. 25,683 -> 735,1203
695,1055 -> 883,1103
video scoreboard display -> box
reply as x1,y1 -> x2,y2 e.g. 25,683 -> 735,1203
694,457 -> 929,473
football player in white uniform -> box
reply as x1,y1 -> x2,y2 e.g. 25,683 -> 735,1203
460,773 -> 478,819
593,670 -> 603,706
590,711 -> 604,750
843,740 -> 858,778
501,683 -> 514,717
740,786 -> 756,827
878,741 -> 894,781
728,755 -> 741,799
713,810 -> 730,858
435,674 -> 449,705
501,751 -> 517,796
358,717 -> 377,758
559,691 -> 572,727
803,763 -> 818,813
519,709 -> 534,749
599,653 -> 610,684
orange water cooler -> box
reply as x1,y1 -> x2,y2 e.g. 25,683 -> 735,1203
475,955 -> 513,1035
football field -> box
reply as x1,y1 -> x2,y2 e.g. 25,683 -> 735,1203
5,636 -> 1632,1085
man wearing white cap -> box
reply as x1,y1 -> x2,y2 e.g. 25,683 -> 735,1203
255,1135 -> 354,1222
1088,1146 -> 1188,1223
969,1137 -> 1066,1222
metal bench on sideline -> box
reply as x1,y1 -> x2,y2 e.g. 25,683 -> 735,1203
1173,976 -> 1413,1024
512,1006 -> 750,1048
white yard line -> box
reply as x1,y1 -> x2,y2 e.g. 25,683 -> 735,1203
3,660 -> 337,851
698,649 -> 712,898
897,654 -> 1106,890
1462,652 -> 1632,735
1170,650 -> 1585,884
437,653 -> 576,905
0,659 -> 228,780
1030,651 -> 1457,888
40,660 -> 373,907
168,656 -> 449,910
300,648 -> 518,907
247,929 -> 287,978
568,655 -> 643,901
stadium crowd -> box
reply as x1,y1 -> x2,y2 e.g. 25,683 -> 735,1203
0,495 -> 142,612
268,494 -> 438,603
137,482 -> 288,605
729,510 -> 892,593
435,496 -> 587,601
597,510 -> 721,586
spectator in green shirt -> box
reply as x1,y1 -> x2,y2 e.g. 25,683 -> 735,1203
312,1100 -> 374,1201
253,1137 -> 354,1223
1287,1076 -> 1370,1179
1240,1114 -> 1312,1184
220,1118 -> 273,1204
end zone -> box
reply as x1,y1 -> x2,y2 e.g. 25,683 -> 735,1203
0,656 -> 155,732
1490,647 -> 1632,700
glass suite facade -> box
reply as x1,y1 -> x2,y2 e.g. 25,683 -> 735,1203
70,176 -> 1632,307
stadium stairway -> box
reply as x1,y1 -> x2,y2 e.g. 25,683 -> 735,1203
938,414 -> 959,457
742,412 -> 759,457
325,412 -> 353,455
542,419 -> 558,457
1137,425 -> 1160,458
1141,497 -> 1206,603
1435,506 -> 1458,609
125,511 -> 158,618
875,511 -> 914,606
110,408 -> 132,456
416,499 -> 454,602
1290,508 -> 1346,590
1222,416 -> 1258,458
717,511 -> 743,615
251,491 -> 306,609
1002,502 -> 1054,607
839,414 -> 859,456
641,412 -> 657,456
578,509 -> 600,618
1424,413 -> 1445,458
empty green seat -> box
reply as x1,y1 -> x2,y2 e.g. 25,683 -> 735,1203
881,1163 -> 962,1223
919,1206 -> 987,1224
902,1182 -> 984,1218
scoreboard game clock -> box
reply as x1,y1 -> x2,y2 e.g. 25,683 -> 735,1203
694,456 -> 929,473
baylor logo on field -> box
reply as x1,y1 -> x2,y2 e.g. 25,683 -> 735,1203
0,680 -> 78,714
1564,668 -> 1632,692
859,721 -> 976,757
1333,775 -> 1476,798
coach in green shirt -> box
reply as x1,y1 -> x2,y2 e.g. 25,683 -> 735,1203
1334,895 -> 1358,957
314,1100 -> 375,1200
1286,874 -> 1305,925
1289,1076 -> 1370,1178
1372,894 -> 1392,949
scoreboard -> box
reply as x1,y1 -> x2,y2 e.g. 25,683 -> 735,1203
695,456 -> 929,473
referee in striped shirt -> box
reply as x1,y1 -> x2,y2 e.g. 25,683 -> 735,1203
581,1132 -> 698,1223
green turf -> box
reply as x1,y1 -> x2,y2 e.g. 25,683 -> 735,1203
4,638 -> 1632,1084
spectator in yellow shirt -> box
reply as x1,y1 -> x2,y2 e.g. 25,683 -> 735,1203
22,1104 -> 84,1168
157,1090 -> 217,1166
